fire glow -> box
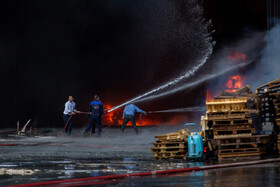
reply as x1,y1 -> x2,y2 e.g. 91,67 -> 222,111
227,51 -> 246,61
102,104 -> 187,126
205,51 -> 246,99
205,89 -> 213,101
103,104 -> 161,126
225,75 -> 243,92
225,51 -> 245,92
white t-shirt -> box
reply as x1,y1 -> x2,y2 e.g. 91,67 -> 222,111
63,101 -> 76,115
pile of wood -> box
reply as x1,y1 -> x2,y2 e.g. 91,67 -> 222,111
151,129 -> 188,160
274,94 -> 280,127
206,98 -> 255,139
278,135 -> 280,154
215,135 -> 269,160
206,97 -> 269,160
216,85 -> 255,99
256,78 -> 280,128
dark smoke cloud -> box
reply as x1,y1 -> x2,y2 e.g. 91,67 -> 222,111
0,0 -> 214,128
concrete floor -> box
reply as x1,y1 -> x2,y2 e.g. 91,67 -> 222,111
1,126 -> 280,186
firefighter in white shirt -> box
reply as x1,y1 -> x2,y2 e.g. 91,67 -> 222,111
63,96 -> 80,136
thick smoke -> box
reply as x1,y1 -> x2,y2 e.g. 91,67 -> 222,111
206,24 -> 280,93
247,24 -> 280,89
203,31 -> 265,94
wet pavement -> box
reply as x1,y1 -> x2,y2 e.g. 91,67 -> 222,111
1,127 -> 280,186
114,162 -> 280,186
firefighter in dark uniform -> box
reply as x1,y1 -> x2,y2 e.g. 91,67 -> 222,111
84,95 -> 104,136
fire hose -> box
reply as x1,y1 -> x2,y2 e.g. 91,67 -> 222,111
60,114 -> 74,135
60,112 -> 91,135
5,158 -> 280,187
61,110 -> 113,135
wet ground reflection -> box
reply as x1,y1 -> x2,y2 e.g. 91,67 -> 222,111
1,128 -> 280,186
114,162 -> 280,186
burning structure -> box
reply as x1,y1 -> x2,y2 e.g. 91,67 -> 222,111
152,78 -> 280,161
202,78 -> 280,160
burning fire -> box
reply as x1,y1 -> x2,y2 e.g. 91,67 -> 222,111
225,75 -> 243,92
103,104 -> 122,125
102,104 -> 160,126
205,51 -> 246,98
205,89 -> 213,101
227,51 -> 246,61
102,104 -> 187,126
226,51 -> 245,92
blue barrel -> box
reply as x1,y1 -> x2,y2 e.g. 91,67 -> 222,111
185,123 -> 203,159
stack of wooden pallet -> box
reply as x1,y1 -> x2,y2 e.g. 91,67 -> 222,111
206,98 -> 255,138
278,135 -> 280,154
214,135 -> 269,160
151,129 -> 188,160
256,78 -> 280,129
206,98 -> 268,160
273,94 -> 280,127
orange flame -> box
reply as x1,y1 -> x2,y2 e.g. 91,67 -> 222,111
228,51 -> 246,61
205,51 -> 246,97
102,104 -> 187,126
225,75 -> 243,92
103,104 -> 122,125
103,104 -> 161,126
206,89 -> 213,101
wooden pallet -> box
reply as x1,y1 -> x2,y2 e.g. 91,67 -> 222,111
214,134 -> 254,139
273,98 -> 280,103
213,128 -> 255,136
214,135 -> 269,145
213,124 -> 252,129
271,93 -> 280,97
218,153 -> 262,161
217,147 -> 263,154
207,113 -> 249,120
206,98 -> 248,113
208,118 -> 252,126
215,135 -> 269,160
268,90 -> 280,94
155,136 -> 187,142
153,142 -> 187,149
276,119 -> 280,125
154,152 -> 186,159
155,129 -> 188,142
152,129 -> 189,160
216,142 -> 260,150
278,135 -> 280,154
256,78 -> 280,95
154,155 -> 186,160
151,147 -> 186,153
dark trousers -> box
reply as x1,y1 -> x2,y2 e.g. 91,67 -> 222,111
63,114 -> 73,136
121,115 -> 138,134
85,115 -> 102,135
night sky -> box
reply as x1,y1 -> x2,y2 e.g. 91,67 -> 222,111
0,0 -> 267,128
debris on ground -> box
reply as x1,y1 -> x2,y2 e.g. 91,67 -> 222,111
151,129 -> 188,160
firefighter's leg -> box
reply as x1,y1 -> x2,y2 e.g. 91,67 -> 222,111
130,116 -> 138,134
96,116 -> 102,136
121,116 -> 129,133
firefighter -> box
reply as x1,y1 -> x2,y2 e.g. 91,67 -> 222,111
63,96 -> 80,136
84,95 -> 104,136
121,104 -> 147,134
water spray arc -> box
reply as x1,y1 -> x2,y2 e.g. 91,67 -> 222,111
108,55 -> 211,113
134,60 -> 254,103
148,106 -> 203,114
106,0 -> 215,113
